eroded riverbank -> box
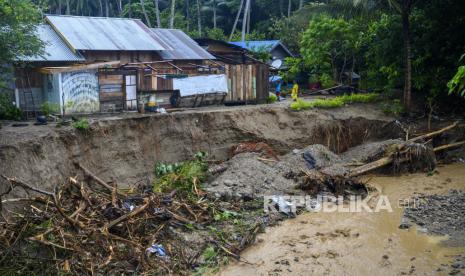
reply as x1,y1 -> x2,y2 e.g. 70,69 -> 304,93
220,163 -> 465,276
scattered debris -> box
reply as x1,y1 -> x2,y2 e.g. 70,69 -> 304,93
230,142 -> 279,160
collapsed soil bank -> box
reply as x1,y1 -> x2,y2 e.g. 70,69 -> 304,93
0,104 -> 396,192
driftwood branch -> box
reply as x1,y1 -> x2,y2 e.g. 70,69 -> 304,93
0,175 -> 54,197
433,141 -> 465,152
409,122 -> 458,142
75,163 -> 125,196
53,188 -> 85,229
104,198 -> 151,229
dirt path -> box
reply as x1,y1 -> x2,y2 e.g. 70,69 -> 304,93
220,163 -> 465,276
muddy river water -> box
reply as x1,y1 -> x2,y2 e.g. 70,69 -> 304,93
220,163 -> 465,275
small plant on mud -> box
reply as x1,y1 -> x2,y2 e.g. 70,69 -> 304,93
153,152 -> 208,196
267,93 -> 277,103
193,246 -> 229,276
72,118 -> 90,131
40,101 -> 60,116
214,210 -> 238,221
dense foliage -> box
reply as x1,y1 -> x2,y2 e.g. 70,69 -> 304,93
0,0 -> 43,91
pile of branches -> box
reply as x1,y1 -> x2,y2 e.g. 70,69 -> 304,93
0,164 -> 216,275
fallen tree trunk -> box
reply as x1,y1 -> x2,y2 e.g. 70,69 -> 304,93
75,162 -> 125,196
348,124 -> 463,177
409,122 -> 458,142
433,141 -> 465,152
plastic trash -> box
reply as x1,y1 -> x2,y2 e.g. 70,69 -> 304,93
146,244 -> 168,257
271,195 -> 295,217
122,201 -> 135,211
302,151 -> 317,169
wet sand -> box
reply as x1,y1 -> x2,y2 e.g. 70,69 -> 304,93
220,163 -> 465,275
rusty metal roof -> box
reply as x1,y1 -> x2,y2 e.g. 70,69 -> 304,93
45,15 -> 168,51
20,24 -> 85,62
151,29 -> 215,60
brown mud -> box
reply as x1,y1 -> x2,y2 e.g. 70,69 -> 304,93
220,163 -> 465,276
0,104 -> 397,195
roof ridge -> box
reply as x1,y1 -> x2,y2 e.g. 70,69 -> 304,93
45,14 -> 142,21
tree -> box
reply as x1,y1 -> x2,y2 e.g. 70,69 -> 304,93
228,0 -> 243,41
0,0 -> 44,94
287,0 -> 291,17
241,0 -> 250,41
153,0 -> 161,27
341,0 -> 417,111
139,0 -> 151,27
196,0 -> 202,35
169,0 -> 175,28
300,15 -> 358,83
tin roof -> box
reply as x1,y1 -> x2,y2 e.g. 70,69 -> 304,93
230,40 -> 294,57
45,15 -> 168,51
151,29 -> 215,60
20,24 -> 85,62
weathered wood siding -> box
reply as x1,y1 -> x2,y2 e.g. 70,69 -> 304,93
224,63 -> 269,103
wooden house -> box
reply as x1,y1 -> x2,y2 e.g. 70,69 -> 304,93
15,15 -> 217,115
195,38 -> 270,104
229,40 -> 294,70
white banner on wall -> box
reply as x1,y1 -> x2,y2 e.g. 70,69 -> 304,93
173,74 -> 229,97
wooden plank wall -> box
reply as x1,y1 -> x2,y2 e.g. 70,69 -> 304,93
225,64 -> 268,103
99,73 -> 125,111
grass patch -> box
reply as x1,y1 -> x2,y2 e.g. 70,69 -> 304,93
290,93 -> 379,111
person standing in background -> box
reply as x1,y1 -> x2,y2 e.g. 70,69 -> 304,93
291,81 -> 299,101
275,79 -> 282,101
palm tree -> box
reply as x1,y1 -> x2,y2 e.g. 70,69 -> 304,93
153,0 -> 161,27
185,0 -> 190,31
341,0 -> 417,111
169,0 -> 175,28
140,0 -> 152,27
288,0 -> 292,17
228,0 -> 244,41
241,0 -> 250,41
197,0 -> 202,36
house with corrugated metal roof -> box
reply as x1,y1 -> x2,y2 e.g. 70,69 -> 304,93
14,15 -> 218,115
229,40 -> 294,70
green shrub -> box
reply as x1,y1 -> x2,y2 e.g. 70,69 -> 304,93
153,152 -> 208,196
267,93 -> 277,103
72,119 -> 90,131
40,102 -> 60,116
0,94 -> 22,120
380,99 -> 405,115
320,74 -> 335,88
